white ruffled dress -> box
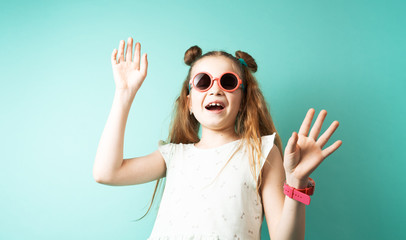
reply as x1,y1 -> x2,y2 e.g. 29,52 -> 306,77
148,133 -> 276,240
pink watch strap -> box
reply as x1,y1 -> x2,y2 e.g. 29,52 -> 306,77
283,184 -> 311,205
283,178 -> 315,205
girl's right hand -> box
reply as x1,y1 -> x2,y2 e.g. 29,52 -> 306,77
111,37 -> 148,97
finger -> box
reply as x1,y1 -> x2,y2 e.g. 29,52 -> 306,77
308,109 -> 327,141
322,140 -> 342,159
285,132 -> 298,155
140,53 -> 148,77
111,49 -> 118,65
317,120 -> 340,148
125,37 -> 133,62
298,108 -> 315,136
117,40 -> 125,63
134,42 -> 141,70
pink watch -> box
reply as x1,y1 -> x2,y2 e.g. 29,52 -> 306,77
283,178 -> 315,205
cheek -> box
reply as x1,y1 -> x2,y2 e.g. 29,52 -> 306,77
230,94 -> 243,109
190,92 -> 204,109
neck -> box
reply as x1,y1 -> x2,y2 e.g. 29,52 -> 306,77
195,125 -> 240,149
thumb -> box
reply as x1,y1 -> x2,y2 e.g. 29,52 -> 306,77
285,132 -> 298,155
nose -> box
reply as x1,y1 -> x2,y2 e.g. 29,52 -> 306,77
208,78 -> 223,95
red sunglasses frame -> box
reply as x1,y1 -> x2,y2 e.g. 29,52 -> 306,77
189,71 -> 244,93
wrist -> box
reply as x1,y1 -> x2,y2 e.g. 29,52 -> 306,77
114,89 -> 135,105
285,174 -> 309,189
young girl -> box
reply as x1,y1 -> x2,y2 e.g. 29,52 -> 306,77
93,36 -> 342,240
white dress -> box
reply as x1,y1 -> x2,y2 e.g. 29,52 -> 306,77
148,133 -> 276,240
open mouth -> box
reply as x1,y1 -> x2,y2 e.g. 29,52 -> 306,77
205,102 -> 225,111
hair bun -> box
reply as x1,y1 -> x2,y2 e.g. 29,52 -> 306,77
184,46 -> 202,66
235,50 -> 257,72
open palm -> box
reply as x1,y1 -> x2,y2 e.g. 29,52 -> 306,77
284,109 -> 342,182
111,37 -> 148,95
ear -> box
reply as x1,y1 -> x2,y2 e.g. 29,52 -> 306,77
187,94 -> 191,109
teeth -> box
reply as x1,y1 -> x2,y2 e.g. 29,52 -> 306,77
207,102 -> 223,107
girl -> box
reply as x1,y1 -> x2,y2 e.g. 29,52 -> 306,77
93,37 -> 342,240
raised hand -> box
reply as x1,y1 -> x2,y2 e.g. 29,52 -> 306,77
283,109 -> 342,186
111,37 -> 148,96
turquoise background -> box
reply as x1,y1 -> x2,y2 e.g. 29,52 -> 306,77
1,0 -> 405,239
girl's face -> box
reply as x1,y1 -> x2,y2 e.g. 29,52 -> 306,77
188,56 -> 243,133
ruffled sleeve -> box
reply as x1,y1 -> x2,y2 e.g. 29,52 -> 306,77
258,132 -> 277,180
158,140 -> 174,169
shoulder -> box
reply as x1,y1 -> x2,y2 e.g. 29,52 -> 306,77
158,140 -> 190,150
259,133 -> 284,195
158,140 -> 194,157
261,132 -> 277,141
158,140 -> 193,168
260,133 -> 277,151
256,132 -> 277,163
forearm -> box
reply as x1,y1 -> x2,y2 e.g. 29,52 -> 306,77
273,177 -> 308,240
93,90 -> 134,182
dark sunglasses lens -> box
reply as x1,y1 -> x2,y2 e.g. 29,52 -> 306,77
194,73 -> 211,90
220,73 -> 238,90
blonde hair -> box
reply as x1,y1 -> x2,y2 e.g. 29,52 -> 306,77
133,46 -> 283,221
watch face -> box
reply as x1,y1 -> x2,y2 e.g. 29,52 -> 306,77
308,178 -> 315,187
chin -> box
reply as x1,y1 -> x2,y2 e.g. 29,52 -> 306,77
200,120 -> 234,131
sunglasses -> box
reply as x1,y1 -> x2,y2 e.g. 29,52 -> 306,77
189,71 -> 244,93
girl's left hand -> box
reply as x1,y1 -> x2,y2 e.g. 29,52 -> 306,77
283,109 -> 342,187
